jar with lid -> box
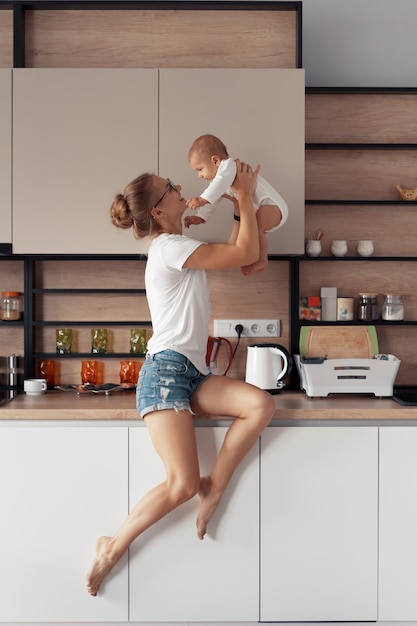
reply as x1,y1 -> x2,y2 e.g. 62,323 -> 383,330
382,294 -> 404,321
0,291 -> 23,321
358,293 -> 379,321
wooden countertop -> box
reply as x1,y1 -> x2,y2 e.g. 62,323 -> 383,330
1,389 -> 416,422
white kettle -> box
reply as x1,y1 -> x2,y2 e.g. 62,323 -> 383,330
245,343 -> 293,392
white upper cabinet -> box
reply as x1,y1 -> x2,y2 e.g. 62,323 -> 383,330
159,68 -> 305,254
13,69 -> 158,254
0,69 -> 12,244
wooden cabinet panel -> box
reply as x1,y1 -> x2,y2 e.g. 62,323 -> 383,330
13,68 -> 158,254
306,93 -> 417,144
0,69 -> 11,242
0,10 -> 13,68
24,6 -> 299,69
260,427 -> 378,622
159,68 -> 305,254
306,148 -> 417,201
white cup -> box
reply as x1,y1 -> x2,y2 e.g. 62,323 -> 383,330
305,239 -> 322,257
331,240 -> 348,257
357,240 -> 374,257
24,378 -> 47,396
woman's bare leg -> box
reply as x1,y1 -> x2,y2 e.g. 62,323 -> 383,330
191,376 -> 275,539
86,409 -> 200,596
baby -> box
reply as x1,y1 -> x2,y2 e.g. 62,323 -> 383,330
184,134 -> 288,275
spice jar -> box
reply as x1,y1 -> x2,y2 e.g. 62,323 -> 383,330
358,293 -> 379,321
382,294 -> 404,321
0,291 -> 23,321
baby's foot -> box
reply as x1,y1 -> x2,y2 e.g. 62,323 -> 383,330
196,476 -> 221,540
86,536 -> 114,596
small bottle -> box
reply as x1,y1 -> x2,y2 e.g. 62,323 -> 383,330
0,291 -> 23,321
382,294 -> 404,321
358,293 -> 379,321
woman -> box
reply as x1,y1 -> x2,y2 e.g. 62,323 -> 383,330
86,161 -> 275,596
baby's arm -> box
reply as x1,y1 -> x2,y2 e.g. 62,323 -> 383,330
186,196 -> 209,210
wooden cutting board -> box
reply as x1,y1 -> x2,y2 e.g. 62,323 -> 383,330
299,325 -> 379,359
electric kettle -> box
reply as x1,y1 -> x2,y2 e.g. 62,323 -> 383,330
245,343 -> 293,392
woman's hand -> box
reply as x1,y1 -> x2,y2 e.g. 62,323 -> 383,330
229,160 -> 260,201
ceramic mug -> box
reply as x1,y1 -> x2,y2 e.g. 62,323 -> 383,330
24,378 -> 47,396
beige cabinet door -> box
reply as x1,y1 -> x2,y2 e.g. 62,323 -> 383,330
0,69 -> 11,244
159,68 -> 305,254
0,426 -> 129,622
128,426 -> 260,622
260,426 -> 378,622
379,427 -> 417,620
13,69 -> 158,253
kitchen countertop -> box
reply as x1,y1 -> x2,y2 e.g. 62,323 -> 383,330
1,389 -> 417,423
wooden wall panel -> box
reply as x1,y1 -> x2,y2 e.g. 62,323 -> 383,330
24,9 -> 298,68
306,149 -> 417,201
305,204 -> 417,258
0,10 -> 13,68
306,94 -> 417,144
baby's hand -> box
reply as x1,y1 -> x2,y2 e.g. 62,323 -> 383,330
184,215 -> 206,228
186,196 -> 209,210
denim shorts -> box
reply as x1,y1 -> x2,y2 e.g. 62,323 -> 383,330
136,349 -> 211,418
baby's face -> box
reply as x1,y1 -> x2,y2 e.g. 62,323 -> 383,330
189,152 -> 219,181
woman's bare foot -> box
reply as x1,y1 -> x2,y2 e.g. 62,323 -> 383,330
86,536 -> 114,596
196,476 -> 221,540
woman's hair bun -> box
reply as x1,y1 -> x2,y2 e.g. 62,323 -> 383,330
110,193 -> 133,230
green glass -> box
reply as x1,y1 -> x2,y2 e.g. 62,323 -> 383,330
56,328 -> 72,354
130,328 -> 147,354
91,328 -> 108,354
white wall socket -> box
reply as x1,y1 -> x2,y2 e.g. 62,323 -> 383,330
213,319 -> 281,338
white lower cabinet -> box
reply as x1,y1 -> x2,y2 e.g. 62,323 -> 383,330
379,426 -> 417,620
0,426 -> 129,622
128,426 -> 260,622
260,426 -> 378,622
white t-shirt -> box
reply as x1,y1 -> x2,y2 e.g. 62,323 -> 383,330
145,233 -> 210,374
197,157 -> 288,232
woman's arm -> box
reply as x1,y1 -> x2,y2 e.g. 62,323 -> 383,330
183,161 -> 259,271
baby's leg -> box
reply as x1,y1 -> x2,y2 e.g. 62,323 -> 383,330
241,205 -> 281,276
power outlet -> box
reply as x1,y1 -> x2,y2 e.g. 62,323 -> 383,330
213,319 -> 281,338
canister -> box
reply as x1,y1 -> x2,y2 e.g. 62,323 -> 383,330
0,291 -> 23,321
382,294 -> 404,321
358,293 -> 379,321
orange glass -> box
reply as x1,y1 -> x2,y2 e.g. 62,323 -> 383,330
81,360 -> 102,385
120,360 -> 141,384
39,360 -> 57,389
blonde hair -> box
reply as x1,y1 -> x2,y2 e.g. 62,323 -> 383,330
110,173 -> 160,239
188,134 -> 229,161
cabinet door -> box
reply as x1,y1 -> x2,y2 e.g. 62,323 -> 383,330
0,69 -> 11,244
13,69 -> 158,254
129,426 -> 259,622
260,426 -> 378,622
379,427 -> 417,620
159,68 -> 305,254
0,426 -> 128,622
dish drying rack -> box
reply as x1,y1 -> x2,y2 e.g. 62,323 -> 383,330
295,354 -> 401,398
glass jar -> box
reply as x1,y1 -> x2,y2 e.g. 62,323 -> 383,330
358,293 -> 379,321
382,294 -> 404,321
0,291 -> 23,321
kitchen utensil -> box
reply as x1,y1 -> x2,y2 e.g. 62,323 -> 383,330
206,336 -> 233,375
299,325 -> 379,359
245,343 -> 293,392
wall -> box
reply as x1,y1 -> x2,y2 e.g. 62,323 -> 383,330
302,0 -> 417,87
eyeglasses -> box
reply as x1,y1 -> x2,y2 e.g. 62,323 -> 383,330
153,178 -> 177,208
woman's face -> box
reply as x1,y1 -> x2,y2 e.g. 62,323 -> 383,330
152,176 -> 185,215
